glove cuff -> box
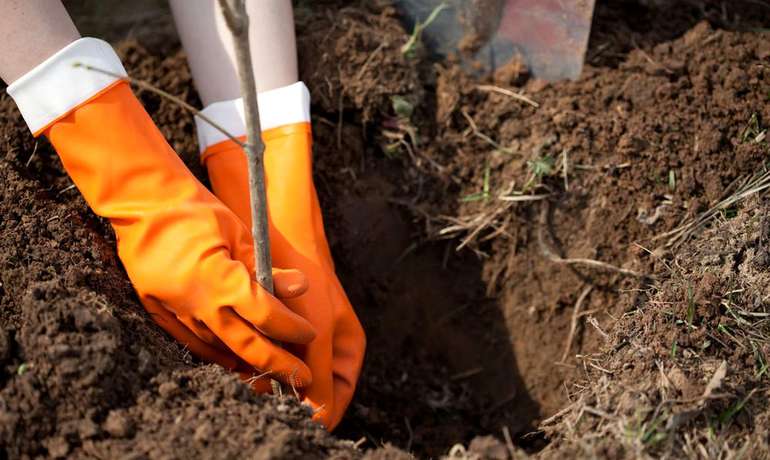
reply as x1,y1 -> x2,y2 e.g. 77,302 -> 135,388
194,81 -> 311,155
7,38 -> 127,136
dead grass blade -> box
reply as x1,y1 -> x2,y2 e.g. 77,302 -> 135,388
498,193 -> 550,202
476,84 -> 540,108
703,360 -> 728,399
561,285 -> 595,362
656,168 -> 770,249
460,109 -> 515,154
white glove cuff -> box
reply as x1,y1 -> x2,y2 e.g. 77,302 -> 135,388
195,81 -> 311,154
7,38 -> 127,136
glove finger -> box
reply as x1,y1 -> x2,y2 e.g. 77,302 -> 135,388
294,279 -> 341,430
328,280 -> 367,429
234,279 -> 317,345
158,302 -> 225,348
168,306 -> 264,373
303,394 -> 333,430
272,268 -> 309,299
203,253 -> 316,345
204,306 -> 313,388
298,332 -> 336,429
331,316 -> 366,393
329,339 -> 363,430
142,297 -> 241,370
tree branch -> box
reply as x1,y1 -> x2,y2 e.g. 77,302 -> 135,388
73,64 -> 246,149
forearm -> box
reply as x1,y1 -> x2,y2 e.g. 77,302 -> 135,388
169,0 -> 298,105
0,0 -> 80,84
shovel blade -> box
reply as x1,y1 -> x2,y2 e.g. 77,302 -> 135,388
395,0 -> 596,81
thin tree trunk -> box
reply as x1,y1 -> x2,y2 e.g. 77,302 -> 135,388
218,0 -> 273,294
219,0 -> 287,396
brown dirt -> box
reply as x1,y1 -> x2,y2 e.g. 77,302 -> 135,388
402,3 -> 770,429
297,0 -> 770,456
3,0 -> 770,458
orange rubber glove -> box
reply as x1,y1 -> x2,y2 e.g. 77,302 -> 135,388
197,83 -> 366,429
8,39 -> 316,390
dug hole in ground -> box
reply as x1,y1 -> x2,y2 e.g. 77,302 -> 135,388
2,0 -> 770,458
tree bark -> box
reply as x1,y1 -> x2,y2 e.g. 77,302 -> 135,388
217,0 -> 273,294
219,0 -> 288,396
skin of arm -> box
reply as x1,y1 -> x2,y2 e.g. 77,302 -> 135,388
0,0 -> 80,84
169,0 -> 299,106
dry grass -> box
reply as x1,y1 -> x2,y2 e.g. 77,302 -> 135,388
655,167 -> 770,249
475,84 -> 540,108
537,199 -> 770,459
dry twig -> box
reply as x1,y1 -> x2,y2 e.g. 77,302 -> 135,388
501,426 -> 517,458
561,285 -> 594,362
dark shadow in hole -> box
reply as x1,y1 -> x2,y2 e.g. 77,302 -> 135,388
313,126 -> 539,457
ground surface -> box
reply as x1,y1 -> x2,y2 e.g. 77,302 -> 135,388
2,0 -> 770,458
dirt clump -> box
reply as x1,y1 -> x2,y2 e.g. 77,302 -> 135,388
296,3 -> 423,123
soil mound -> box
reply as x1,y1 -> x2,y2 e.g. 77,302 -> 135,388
405,7 -> 770,426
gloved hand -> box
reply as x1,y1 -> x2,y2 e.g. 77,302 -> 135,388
198,83 -> 366,430
8,39 -> 316,389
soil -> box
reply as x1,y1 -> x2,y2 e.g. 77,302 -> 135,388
403,0 -> 770,429
2,0 -> 770,459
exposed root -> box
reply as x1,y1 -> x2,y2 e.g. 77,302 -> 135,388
538,204 -> 652,279
561,285 -> 595,362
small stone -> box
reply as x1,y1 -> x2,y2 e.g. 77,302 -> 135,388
44,436 -> 70,458
158,381 -> 179,398
468,435 -> 510,460
103,410 -> 135,438
752,249 -> 770,270
193,421 -> 214,443
78,418 -> 101,439
758,42 -> 770,61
